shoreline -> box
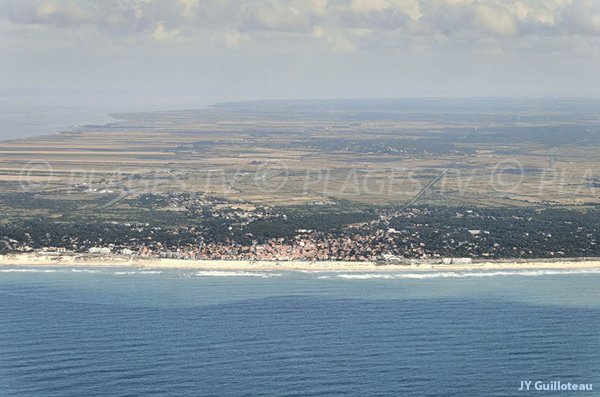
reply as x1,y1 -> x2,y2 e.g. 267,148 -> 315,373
2,253 -> 600,273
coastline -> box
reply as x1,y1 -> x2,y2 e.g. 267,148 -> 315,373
2,253 -> 600,273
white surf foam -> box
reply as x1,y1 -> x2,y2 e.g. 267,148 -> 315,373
336,274 -> 395,280
111,270 -> 163,275
71,269 -> 100,273
194,271 -> 282,278
329,269 -> 600,280
0,268 -> 57,273
396,269 -> 600,279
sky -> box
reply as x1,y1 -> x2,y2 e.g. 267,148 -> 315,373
1,0 -> 600,110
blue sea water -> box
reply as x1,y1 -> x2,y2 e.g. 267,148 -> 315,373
0,101 -> 117,142
1,267 -> 600,396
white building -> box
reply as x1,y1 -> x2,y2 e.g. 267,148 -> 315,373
89,247 -> 111,254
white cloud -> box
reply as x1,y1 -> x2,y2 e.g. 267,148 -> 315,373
312,26 -> 357,51
1,0 -> 600,61
151,21 -> 181,41
331,35 -> 357,51
311,0 -> 329,15
350,0 -> 389,14
395,0 -> 423,20
472,3 -> 517,36
1,0 -> 600,100
225,30 -> 243,47
240,1 -> 315,32
178,0 -> 199,18
35,0 -> 93,26
562,0 -> 600,34
312,25 -> 325,37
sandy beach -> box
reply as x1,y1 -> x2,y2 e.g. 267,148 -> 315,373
2,253 -> 600,273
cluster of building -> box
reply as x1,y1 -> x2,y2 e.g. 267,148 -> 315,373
137,192 -> 283,225
3,193 -> 598,262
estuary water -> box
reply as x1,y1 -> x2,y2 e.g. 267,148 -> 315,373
1,267 -> 600,396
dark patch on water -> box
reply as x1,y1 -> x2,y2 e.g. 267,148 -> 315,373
1,278 -> 599,397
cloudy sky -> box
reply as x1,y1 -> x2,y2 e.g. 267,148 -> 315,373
1,0 -> 600,108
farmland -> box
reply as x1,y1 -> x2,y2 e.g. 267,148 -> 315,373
1,99 -> 599,261
1,98 -> 599,213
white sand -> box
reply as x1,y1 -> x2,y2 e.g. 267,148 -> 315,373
2,253 -> 600,273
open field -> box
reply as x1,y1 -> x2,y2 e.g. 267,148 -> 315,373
1,98 -> 600,217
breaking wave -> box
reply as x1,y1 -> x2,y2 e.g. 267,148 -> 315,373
336,274 -> 395,280
396,269 -> 600,279
194,271 -> 282,278
112,270 -> 163,275
332,269 -> 600,280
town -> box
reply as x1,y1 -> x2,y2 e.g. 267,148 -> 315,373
2,192 -> 599,263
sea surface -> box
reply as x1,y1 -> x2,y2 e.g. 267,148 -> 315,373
0,96 -> 212,141
1,267 -> 600,396
0,101 -> 118,142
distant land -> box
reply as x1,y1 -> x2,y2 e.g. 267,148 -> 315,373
1,99 -> 600,263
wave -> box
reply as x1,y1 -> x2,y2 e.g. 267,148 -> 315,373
336,274 -> 395,280
3,267 -> 600,280
112,270 -> 163,275
333,269 -> 600,280
194,271 -> 282,278
398,269 -> 600,279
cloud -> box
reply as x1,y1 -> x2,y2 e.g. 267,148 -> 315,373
472,3 -> 517,36
238,1 -> 317,32
313,25 -> 357,51
151,21 -> 181,42
330,35 -> 357,51
562,0 -> 600,35
2,0 -> 600,100
178,0 -> 199,18
225,30 -> 243,47
350,0 -> 422,20
0,0 -> 145,29
1,0 -> 600,51
350,0 -> 389,14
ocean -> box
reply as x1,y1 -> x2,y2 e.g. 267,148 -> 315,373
1,267 -> 600,396
0,101 -> 118,142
